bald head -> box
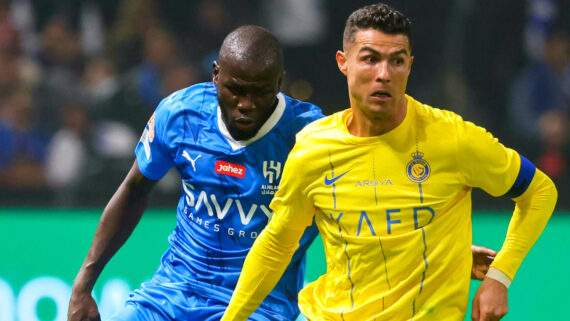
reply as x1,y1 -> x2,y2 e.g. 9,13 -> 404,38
219,25 -> 284,74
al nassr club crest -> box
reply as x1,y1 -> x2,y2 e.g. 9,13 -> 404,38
406,151 -> 430,183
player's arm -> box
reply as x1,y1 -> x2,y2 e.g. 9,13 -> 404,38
221,217 -> 308,320
472,167 -> 556,321
68,161 -> 157,321
222,136 -> 316,320
456,120 -> 557,320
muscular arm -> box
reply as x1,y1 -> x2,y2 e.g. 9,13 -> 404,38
68,161 -> 157,321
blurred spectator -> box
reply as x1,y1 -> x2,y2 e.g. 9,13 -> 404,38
0,87 -> 48,188
39,16 -> 84,75
0,53 -> 20,99
508,30 -> 569,144
108,0 -> 159,73
192,0 -> 238,79
101,25 -> 191,135
508,29 -> 569,207
260,0 -> 327,102
45,102 -> 88,189
132,25 -> 181,109
537,110 -> 568,178
524,0 -> 559,61
35,16 -> 85,134
9,0 -> 40,57
79,1 -> 106,58
161,62 -> 198,96
0,1 -> 20,57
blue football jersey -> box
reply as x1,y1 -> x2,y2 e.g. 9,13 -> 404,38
132,82 -> 323,320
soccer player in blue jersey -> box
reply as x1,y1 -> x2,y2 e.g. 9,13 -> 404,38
222,4 -> 557,321
68,25 -> 496,321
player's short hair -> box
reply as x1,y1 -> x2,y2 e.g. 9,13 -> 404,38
220,25 -> 283,72
343,3 -> 412,52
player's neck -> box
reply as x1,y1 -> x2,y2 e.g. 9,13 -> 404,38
347,98 -> 407,137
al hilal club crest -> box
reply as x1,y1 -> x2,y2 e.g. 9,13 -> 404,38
406,151 -> 430,183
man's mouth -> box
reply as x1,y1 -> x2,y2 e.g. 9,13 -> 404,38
234,117 -> 255,130
235,117 -> 253,124
371,91 -> 391,98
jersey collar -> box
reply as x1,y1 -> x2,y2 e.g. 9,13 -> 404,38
217,93 -> 286,150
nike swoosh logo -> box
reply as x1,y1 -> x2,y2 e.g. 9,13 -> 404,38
324,170 -> 350,186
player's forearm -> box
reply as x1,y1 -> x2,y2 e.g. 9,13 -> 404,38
491,169 -> 557,280
222,225 -> 303,320
74,164 -> 154,292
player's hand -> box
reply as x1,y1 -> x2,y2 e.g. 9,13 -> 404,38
471,245 -> 497,280
471,277 -> 508,321
67,290 -> 101,321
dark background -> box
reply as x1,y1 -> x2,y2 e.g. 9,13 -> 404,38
0,0 -> 568,210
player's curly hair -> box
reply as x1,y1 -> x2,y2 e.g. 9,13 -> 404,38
343,3 -> 412,51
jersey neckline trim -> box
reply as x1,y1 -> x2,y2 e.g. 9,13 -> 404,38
337,95 -> 414,145
217,93 -> 286,150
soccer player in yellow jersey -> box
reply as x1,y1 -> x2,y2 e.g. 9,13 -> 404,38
222,3 -> 557,321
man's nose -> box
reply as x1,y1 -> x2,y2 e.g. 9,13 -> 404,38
376,61 -> 390,82
237,95 -> 254,111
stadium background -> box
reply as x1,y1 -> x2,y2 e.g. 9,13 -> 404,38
0,0 -> 568,320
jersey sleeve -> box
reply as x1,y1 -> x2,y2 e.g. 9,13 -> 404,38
222,140 -> 318,320
295,103 -> 324,133
456,119 -> 521,196
490,168 -> 557,279
456,118 -> 557,280
134,97 -> 176,180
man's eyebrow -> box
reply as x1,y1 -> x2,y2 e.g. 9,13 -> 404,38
358,46 -> 380,55
358,47 -> 409,57
390,49 -> 408,57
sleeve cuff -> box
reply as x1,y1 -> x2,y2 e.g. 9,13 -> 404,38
486,267 -> 512,288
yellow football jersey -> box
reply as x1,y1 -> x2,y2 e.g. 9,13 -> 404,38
222,95 -> 556,321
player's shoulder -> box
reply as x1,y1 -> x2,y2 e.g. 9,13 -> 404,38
281,93 -> 324,123
282,94 -> 323,117
283,111 -> 341,165
277,93 -> 324,135
408,95 -> 466,127
156,82 -> 217,117
294,111 -> 340,143
408,95 -> 494,144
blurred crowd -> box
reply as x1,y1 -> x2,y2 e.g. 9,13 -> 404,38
0,0 -> 568,209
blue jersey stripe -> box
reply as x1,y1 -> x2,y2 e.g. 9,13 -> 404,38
504,154 -> 536,199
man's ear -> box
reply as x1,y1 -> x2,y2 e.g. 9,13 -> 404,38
212,61 -> 219,83
336,50 -> 348,76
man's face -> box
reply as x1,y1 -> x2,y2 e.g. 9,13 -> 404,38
213,59 -> 282,141
336,29 -> 413,120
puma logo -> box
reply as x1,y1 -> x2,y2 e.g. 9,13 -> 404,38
182,150 -> 202,172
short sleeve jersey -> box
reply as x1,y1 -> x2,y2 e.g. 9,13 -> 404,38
134,82 -> 323,319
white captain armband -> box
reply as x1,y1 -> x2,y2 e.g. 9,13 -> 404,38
486,267 -> 512,289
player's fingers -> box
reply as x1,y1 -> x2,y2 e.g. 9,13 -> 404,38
477,304 -> 507,321
482,247 -> 497,256
472,244 -> 497,257
479,311 -> 503,321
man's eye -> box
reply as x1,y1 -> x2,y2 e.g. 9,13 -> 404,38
257,90 -> 273,96
228,87 -> 242,95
